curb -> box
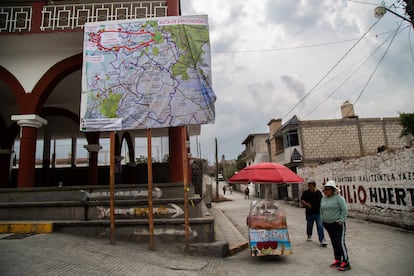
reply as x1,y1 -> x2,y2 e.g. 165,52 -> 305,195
229,241 -> 249,256
0,222 -> 53,234
211,208 -> 249,256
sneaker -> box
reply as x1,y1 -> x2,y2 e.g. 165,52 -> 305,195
320,239 -> 327,247
307,235 -> 312,242
329,260 -> 341,268
337,261 -> 351,271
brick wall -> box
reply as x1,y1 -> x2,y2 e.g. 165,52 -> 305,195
255,135 -> 269,156
300,118 -> 405,164
384,118 -> 407,148
359,119 -> 385,154
301,121 -> 361,161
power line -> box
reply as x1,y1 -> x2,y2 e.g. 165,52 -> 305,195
281,19 -> 381,121
212,31 -> 396,54
346,0 -> 379,6
409,26 -> 414,62
354,21 -> 402,105
303,25 -> 407,119
302,22 -> 402,158
303,43 -> 385,119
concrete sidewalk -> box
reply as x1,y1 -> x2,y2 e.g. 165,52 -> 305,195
209,183 -> 250,255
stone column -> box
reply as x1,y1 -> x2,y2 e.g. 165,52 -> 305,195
168,127 -> 184,182
168,127 -> 191,183
70,137 -> 77,184
11,114 -> 47,188
166,0 -> 180,16
42,132 -> 51,187
84,144 -> 102,186
127,161 -> 137,184
0,149 -> 13,188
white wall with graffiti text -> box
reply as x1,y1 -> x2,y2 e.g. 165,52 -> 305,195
298,147 -> 414,230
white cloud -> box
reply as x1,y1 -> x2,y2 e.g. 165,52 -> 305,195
181,0 -> 414,164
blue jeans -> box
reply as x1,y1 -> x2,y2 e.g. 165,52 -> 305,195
306,212 -> 325,242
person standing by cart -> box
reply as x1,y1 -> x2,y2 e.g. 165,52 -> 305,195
300,180 -> 327,246
321,180 -> 351,271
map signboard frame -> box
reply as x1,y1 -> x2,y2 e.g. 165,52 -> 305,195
80,15 -> 216,132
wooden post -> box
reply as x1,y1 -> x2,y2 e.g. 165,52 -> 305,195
215,138 -> 219,202
182,126 -> 190,250
147,129 -> 154,250
110,132 -> 115,245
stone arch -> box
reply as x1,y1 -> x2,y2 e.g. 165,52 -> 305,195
0,65 -> 26,108
122,132 -> 135,163
0,66 -> 25,187
27,53 -> 82,114
41,106 -> 79,124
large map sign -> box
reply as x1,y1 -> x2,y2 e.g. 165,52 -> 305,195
80,15 -> 216,132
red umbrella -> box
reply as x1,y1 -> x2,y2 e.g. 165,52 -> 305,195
228,162 -> 304,184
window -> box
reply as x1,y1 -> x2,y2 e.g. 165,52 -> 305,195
275,136 -> 284,154
283,129 -> 299,148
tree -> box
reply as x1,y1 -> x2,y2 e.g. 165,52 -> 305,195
136,155 -> 148,164
222,151 -> 247,179
399,112 -> 414,137
236,150 -> 246,171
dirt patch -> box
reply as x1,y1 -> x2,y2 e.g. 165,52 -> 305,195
211,194 -> 232,202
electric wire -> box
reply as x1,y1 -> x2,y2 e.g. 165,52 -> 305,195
280,19 -> 381,122
302,22 -> 403,158
409,27 -> 414,62
346,0 -> 378,6
354,20 -> 402,105
303,25 -> 406,119
212,30 -> 397,54
303,44 -> 385,119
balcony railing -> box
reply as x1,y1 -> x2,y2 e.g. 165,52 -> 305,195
0,1 -> 167,33
0,6 -> 32,32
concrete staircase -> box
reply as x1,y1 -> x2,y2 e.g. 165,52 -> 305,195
0,184 -> 217,248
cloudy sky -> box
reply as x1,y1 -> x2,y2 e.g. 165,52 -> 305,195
181,0 -> 414,164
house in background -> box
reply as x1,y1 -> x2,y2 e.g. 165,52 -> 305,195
239,133 -> 269,197
266,101 -> 408,200
269,101 -> 407,166
240,101 -> 408,200
242,133 -> 269,166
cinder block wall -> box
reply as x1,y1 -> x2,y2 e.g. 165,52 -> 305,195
300,118 -> 406,165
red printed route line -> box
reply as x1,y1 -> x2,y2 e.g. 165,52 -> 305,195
89,29 -> 156,52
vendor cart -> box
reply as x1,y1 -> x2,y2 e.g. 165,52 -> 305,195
228,162 -> 303,257
247,199 -> 292,256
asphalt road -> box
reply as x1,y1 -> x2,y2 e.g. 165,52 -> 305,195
0,181 -> 413,276
216,184 -> 414,276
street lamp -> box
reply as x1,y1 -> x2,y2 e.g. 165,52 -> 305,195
374,5 -> 413,26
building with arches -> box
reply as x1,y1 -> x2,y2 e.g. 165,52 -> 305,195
0,0 -> 201,188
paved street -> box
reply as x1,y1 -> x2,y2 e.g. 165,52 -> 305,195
0,181 -> 413,275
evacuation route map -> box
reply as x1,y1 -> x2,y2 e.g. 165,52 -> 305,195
80,15 -> 216,132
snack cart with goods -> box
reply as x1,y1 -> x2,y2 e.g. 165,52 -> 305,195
247,199 -> 291,256
228,162 -> 304,257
